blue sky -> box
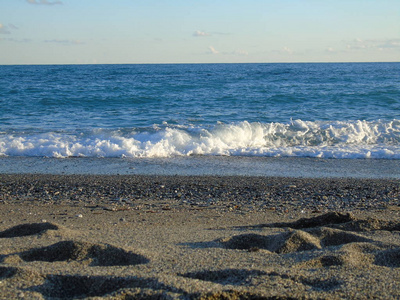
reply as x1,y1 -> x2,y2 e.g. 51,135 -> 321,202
0,0 -> 399,64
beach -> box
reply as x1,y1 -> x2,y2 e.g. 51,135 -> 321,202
0,174 -> 400,299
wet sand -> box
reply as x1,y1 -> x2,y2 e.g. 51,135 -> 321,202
0,174 -> 400,299
1,156 -> 400,178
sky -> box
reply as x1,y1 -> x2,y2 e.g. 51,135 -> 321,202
0,0 -> 399,64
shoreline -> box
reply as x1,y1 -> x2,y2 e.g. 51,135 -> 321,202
1,156 -> 400,178
0,174 -> 399,299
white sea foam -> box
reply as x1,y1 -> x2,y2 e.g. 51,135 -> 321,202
0,120 -> 399,159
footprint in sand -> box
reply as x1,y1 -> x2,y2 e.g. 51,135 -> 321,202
0,223 -> 150,267
220,212 -> 400,272
0,222 -> 60,238
221,227 -> 373,254
18,240 -> 150,267
0,223 -> 155,298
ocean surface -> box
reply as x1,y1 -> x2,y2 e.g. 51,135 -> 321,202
1,63 -> 399,177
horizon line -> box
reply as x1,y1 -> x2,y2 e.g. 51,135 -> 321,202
1,61 -> 398,67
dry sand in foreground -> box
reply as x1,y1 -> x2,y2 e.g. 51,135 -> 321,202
0,174 -> 399,299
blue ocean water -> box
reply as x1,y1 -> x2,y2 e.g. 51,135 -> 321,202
0,63 -> 399,159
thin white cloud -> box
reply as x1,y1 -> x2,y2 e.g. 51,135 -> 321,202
208,46 -> 219,54
0,37 -> 31,42
205,47 -> 249,56
44,39 -> 84,45
346,38 -> 368,50
27,0 -> 63,5
233,49 -> 249,56
378,39 -> 400,49
281,46 -> 293,54
211,31 -> 230,36
346,38 -> 400,51
193,30 -> 210,37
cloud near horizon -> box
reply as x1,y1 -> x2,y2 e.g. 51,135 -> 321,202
281,46 -> 294,54
0,37 -> 31,43
233,49 -> 249,56
207,47 -> 249,56
208,46 -> 219,54
193,30 -> 210,37
346,38 -> 400,51
27,0 -> 63,5
44,39 -> 84,45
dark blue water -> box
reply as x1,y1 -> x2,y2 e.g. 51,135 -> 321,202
0,63 -> 399,159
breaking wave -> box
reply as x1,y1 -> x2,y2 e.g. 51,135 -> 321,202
1,119 -> 399,159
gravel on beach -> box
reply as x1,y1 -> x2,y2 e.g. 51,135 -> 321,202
0,174 -> 399,214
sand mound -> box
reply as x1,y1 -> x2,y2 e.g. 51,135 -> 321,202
300,253 -> 363,269
265,212 -> 356,229
276,230 -> 321,254
222,227 -> 372,254
306,227 -> 373,247
331,219 -> 400,232
222,231 -> 322,254
0,222 -> 60,238
301,243 -> 386,269
263,212 -> 400,233
223,212 -> 386,258
323,251 -> 373,268
19,240 -> 149,266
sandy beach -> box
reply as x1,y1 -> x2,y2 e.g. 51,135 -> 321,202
0,174 -> 400,299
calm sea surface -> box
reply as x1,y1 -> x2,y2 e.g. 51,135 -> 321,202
0,63 -> 399,176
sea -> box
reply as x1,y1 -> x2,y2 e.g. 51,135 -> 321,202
0,62 -> 399,178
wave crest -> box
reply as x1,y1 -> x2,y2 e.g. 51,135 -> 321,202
1,120 -> 399,159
